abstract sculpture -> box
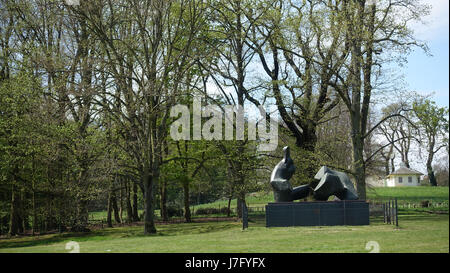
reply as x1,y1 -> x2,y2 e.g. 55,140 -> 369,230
267,147 -> 368,227
313,166 -> 358,201
270,146 -> 310,202
269,146 -> 358,202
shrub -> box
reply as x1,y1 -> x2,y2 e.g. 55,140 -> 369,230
421,200 -> 430,208
195,207 -> 231,216
167,206 -> 183,218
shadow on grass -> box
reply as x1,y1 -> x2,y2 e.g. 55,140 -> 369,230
0,220 -> 239,250
2,210 -> 447,250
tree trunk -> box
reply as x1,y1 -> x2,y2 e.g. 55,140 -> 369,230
160,179 -> 168,222
132,182 -> 139,222
21,189 -> 28,232
227,195 -> 232,217
125,180 -> 133,223
32,188 -> 37,235
75,167 -> 90,231
107,191 -> 113,227
427,169 -> 437,187
352,134 -> 367,200
111,191 -> 121,224
9,184 -> 20,236
400,152 -> 410,168
32,158 -> 38,235
390,158 -> 395,173
427,157 -> 437,186
143,169 -> 157,234
350,103 -> 367,199
119,179 -> 123,223
183,180 -> 191,223
384,157 -> 390,176
236,193 -> 246,219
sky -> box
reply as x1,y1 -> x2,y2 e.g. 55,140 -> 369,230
404,0 -> 449,108
389,0 -> 449,173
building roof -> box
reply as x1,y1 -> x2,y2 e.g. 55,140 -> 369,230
387,166 -> 424,177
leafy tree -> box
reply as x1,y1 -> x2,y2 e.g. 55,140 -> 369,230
329,0 -> 429,199
413,99 -> 449,186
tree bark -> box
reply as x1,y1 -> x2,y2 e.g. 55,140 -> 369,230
107,191 -> 113,227
125,180 -> 133,223
111,190 -> 121,224
9,184 -> 20,236
227,195 -> 232,217
143,173 -> 157,234
159,179 -> 168,221
132,182 -> 139,222
427,154 -> 437,186
183,180 -> 191,223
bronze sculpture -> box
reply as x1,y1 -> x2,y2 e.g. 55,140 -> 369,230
269,146 -> 359,202
269,146 -> 310,202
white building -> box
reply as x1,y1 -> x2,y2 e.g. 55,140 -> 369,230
385,163 -> 423,187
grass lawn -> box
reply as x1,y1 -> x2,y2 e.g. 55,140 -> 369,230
1,187 -> 447,253
366,186 -> 449,203
0,213 -> 447,253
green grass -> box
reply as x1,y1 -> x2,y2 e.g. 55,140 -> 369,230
0,213 -> 447,253
1,186 -> 447,253
366,186 -> 449,204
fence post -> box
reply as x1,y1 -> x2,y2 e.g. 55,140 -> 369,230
391,199 -> 394,225
395,198 -> 398,227
386,201 -> 389,224
391,199 -> 395,225
388,199 -> 392,224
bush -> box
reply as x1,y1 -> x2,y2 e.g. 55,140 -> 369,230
195,207 -> 231,216
421,200 -> 430,208
167,206 -> 183,218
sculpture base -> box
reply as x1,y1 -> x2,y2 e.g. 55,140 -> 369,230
265,200 -> 369,227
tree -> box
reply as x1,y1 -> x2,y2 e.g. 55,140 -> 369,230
0,73 -> 41,235
203,0 -> 267,218
248,0 -> 344,152
413,99 -> 449,186
378,103 -> 420,170
329,0 -> 429,199
79,0 -> 210,234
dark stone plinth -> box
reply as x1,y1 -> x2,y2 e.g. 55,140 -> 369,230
265,200 -> 369,227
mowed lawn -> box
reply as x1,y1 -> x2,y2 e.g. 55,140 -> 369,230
366,186 -> 449,203
0,187 -> 448,253
0,214 -> 447,253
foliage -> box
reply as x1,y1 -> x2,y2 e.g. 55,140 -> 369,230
0,0 -> 440,236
